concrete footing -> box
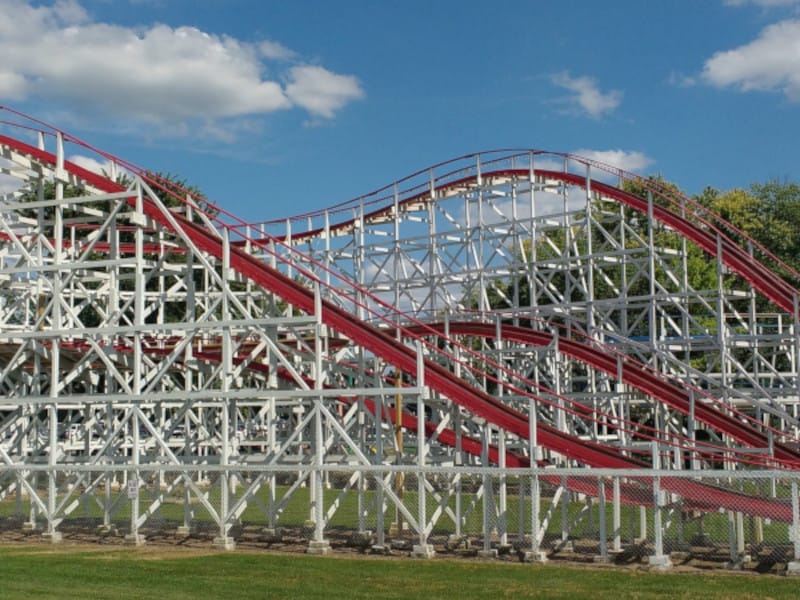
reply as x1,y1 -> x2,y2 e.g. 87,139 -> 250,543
212,536 -> 236,551
786,561 -> 800,576
558,540 -> 574,552
647,554 -> 673,571
522,550 -> 548,564
724,555 -> 752,570
124,533 -> 146,546
593,554 -> 613,564
306,540 -> 332,555
411,544 -> 435,559
41,531 -> 62,544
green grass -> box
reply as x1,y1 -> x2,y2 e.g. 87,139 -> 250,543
0,544 -> 796,600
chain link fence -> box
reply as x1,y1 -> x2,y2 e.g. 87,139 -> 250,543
1,465 -> 799,571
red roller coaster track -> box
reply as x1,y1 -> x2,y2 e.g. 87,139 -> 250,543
0,132 -> 797,524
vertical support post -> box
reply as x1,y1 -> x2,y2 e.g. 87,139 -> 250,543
787,479 -> 800,574
411,341 -> 434,558
561,475 -> 571,550
478,422 -> 496,559
597,478 -> 608,562
391,368 -> 404,536
307,282 -> 331,555
613,477 -> 621,553
42,133 -> 66,544
524,391 -> 546,562
373,357 -> 385,550
215,229 -> 235,550
649,441 -> 672,570
496,318 -> 507,549
123,180 -> 145,547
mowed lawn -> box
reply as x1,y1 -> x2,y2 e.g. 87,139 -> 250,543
0,544 -> 796,600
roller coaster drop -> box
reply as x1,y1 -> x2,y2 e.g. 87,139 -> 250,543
1,108 -> 800,568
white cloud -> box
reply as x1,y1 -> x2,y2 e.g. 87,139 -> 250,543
68,153 -> 128,178
550,71 -> 622,118
571,149 -> 654,174
701,19 -> 800,101
0,71 -> 28,100
286,65 -> 365,119
0,173 -> 20,196
259,40 -> 295,61
668,70 -> 696,87
0,0 -> 364,135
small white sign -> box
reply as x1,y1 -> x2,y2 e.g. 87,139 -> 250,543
127,478 -> 138,499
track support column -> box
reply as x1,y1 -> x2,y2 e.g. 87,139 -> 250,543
787,479 -> 800,575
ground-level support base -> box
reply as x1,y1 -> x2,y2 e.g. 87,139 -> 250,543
306,540 -> 332,555
41,531 -> 62,544
647,554 -> 672,571
213,536 -> 236,551
787,561 -> 800,576
557,540 -> 574,552
176,525 -> 194,536
411,544 -> 435,559
522,550 -> 548,564
593,554 -> 613,564
124,533 -> 146,547
724,555 -> 752,570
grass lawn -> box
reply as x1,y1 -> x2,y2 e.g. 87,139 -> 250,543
0,544 -> 796,600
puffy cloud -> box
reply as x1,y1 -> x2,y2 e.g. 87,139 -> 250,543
0,0 -> 364,135
551,72 -> 622,118
702,19 -> 800,101
286,65 -> 365,119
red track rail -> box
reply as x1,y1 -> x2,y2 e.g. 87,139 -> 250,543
266,168 -> 799,315
409,322 -> 800,466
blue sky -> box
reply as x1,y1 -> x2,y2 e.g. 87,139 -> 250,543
1,0 -> 799,223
